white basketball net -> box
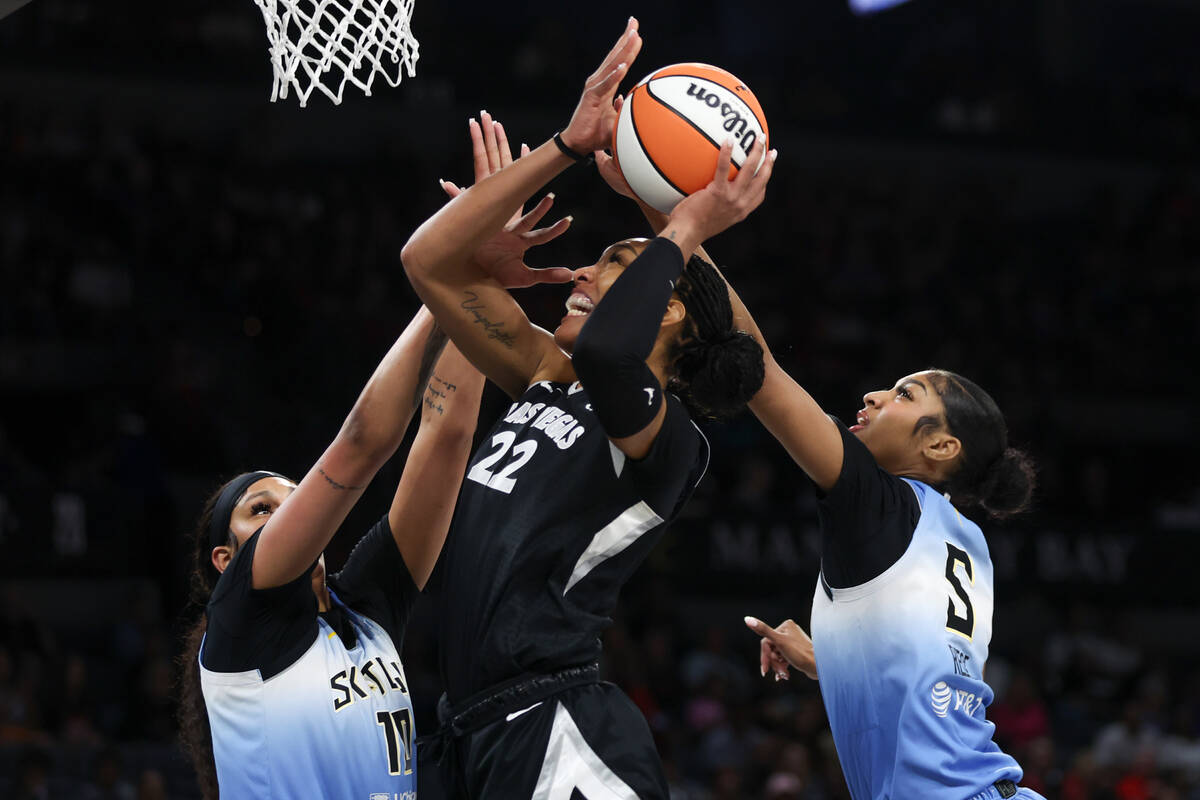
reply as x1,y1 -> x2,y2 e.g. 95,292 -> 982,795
253,0 -> 419,107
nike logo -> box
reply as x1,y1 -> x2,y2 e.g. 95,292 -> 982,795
644,388 -> 655,406
505,701 -> 544,722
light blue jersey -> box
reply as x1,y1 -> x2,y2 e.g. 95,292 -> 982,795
811,478 -> 1023,800
200,593 -> 417,800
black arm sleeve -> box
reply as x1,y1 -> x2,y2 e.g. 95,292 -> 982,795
328,515 -> 420,649
572,237 -> 686,438
623,393 -> 707,519
202,528 -> 318,678
817,419 -> 921,589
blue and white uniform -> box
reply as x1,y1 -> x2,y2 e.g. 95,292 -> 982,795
200,516 -> 419,799
809,422 -> 1044,800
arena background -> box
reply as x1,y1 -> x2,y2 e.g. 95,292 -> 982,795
1,1 -> 1198,797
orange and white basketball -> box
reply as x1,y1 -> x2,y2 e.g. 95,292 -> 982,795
613,63 -> 769,214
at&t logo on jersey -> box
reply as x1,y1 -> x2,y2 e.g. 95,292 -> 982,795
930,680 -> 985,719
930,681 -> 952,717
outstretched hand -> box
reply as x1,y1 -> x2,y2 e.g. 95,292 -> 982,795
441,112 -> 574,289
661,137 -> 777,256
745,615 -> 818,682
560,18 -> 642,155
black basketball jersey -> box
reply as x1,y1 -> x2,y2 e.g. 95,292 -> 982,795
433,379 -> 708,703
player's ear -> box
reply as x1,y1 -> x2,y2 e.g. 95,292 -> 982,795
211,545 -> 235,574
661,297 -> 686,328
922,431 -> 961,464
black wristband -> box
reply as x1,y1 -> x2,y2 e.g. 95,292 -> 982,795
553,132 -> 593,164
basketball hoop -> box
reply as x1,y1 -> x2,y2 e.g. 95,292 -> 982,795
252,0 -> 419,107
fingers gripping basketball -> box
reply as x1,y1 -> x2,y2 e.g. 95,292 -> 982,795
613,63 -> 769,213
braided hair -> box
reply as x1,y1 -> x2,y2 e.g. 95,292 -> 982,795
667,255 -> 764,419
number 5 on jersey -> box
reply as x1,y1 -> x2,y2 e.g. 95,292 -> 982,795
468,431 -> 538,494
944,542 -> 975,640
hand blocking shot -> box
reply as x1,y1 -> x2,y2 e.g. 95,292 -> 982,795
178,309 -> 486,800
401,18 -> 775,799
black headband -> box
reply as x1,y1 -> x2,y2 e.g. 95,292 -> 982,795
208,470 -> 286,551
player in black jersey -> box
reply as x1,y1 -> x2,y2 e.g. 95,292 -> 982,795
401,18 -> 776,799
177,307 -> 486,800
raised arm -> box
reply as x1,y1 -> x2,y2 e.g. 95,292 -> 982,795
250,307 -> 446,589
401,121 -> 572,398
386,339 -> 484,589
573,138 -> 775,459
401,19 -> 644,397
725,281 -> 844,489
595,151 -> 843,488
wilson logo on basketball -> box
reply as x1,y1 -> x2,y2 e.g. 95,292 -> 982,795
684,83 -> 758,153
612,62 -> 769,214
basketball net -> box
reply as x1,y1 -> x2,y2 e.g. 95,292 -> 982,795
252,0 -> 419,106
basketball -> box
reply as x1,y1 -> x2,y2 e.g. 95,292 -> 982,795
613,63 -> 769,214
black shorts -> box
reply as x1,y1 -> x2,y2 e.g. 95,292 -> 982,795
418,668 -> 667,799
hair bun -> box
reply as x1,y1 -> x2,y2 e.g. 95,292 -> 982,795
674,330 -> 764,420
978,447 -> 1036,519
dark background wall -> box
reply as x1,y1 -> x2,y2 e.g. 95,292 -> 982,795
1,1 -> 1198,798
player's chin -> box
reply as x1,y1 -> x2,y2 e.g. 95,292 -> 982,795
554,315 -> 585,352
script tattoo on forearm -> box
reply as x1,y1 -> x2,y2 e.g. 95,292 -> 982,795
422,373 -> 457,416
461,290 -> 516,348
318,466 -> 364,491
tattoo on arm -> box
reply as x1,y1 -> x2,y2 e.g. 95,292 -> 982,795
412,323 -> 450,411
318,466 -> 364,491
421,373 -> 458,416
461,290 -> 516,348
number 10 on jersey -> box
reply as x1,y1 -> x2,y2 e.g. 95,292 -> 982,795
376,708 -> 414,775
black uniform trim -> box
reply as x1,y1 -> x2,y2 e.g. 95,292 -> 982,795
623,391 -> 706,519
816,419 -> 921,589
202,515 -> 419,679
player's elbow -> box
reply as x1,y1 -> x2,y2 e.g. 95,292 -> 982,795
425,421 -> 476,456
338,405 -> 399,465
399,243 -> 422,280
400,233 -> 433,286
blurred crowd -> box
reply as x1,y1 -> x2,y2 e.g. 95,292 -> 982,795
2,0 -> 1199,797
5,571 -> 1200,799
2,96 -> 1197,798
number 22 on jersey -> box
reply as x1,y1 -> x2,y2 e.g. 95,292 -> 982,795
467,431 -> 538,494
